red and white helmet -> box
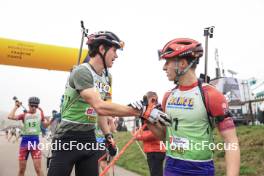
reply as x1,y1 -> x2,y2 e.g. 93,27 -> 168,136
158,38 -> 203,60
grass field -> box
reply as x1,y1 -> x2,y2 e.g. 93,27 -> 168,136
115,131 -> 149,175
214,125 -> 264,176
115,125 -> 264,176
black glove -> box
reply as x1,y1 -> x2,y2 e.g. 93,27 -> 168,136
104,133 -> 117,156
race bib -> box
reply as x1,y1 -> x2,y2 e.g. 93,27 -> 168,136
170,136 -> 190,154
28,128 -> 37,133
26,119 -> 38,133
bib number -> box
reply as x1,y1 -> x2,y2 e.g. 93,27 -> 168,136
26,119 -> 38,133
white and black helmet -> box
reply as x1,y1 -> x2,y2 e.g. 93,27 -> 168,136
86,31 -> 124,82
87,31 -> 124,50
28,97 -> 40,105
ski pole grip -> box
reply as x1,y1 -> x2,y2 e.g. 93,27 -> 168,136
80,20 -> 84,29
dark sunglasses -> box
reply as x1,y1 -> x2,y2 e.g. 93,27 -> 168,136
150,97 -> 158,104
30,104 -> 38,108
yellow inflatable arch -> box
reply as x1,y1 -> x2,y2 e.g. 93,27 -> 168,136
0,37 -> 88,71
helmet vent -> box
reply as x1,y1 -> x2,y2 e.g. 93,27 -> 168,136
166,48 -> 174,53
176,41 -> 192,45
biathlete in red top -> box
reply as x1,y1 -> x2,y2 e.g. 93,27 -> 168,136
145,38 -> 241,176
8,97 -> 50,176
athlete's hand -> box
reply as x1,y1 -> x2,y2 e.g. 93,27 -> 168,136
128,96 -> 149,116
129,100 -> 145,112
143,107 -> 172,126
129,97 -> 172,126
104,133 -> 117,156
15,101 -> 21,108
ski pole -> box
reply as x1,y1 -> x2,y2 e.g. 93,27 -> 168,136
112,164 -> 115,176
13,96 -> 27,112
77,20 -> 89,65
100,123 -> 147,176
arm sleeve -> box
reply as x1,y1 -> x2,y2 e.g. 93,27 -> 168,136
16,113 -> 25,120
217,117 -> 236,132
203,85 -> 235,131
69,65 -> 94,91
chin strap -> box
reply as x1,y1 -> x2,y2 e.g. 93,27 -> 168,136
174,58 -> 198,84
98,48 -> 110,84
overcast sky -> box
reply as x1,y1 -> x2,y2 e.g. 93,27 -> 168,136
0,0 -> 263,115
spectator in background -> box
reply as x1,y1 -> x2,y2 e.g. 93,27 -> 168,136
134,91 -> 165,176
